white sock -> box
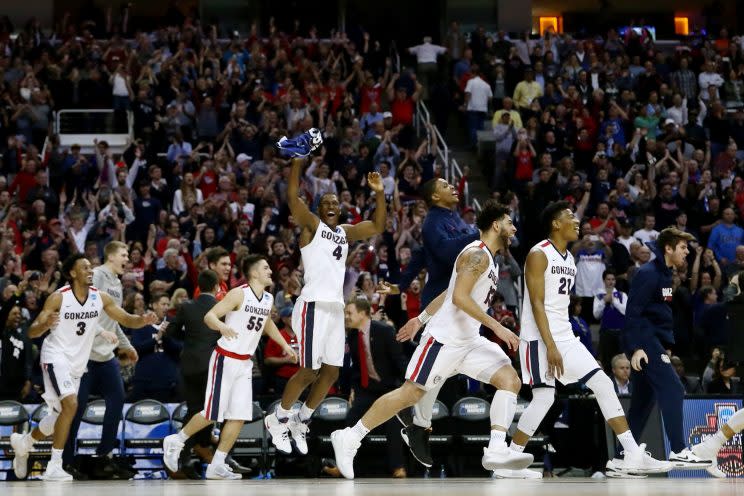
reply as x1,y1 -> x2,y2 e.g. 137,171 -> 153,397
276,404 -> 292,420
298,403 -> 315,422
617,430 -> 641,457
50,448 -> 63,463
509,442 -> 526,453
177,430 -> 189,442
350,420 -> 370,442
710,430 -> 727,448
726,408 -> 744,432
22,433 -> 36,451
488,430 -> 507,450
212,449 -> 227,466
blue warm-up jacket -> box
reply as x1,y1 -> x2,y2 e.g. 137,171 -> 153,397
622,242 -> 675,354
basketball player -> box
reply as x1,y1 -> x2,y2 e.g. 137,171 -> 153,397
690,406 -> 744,477
503,201 -> 670,478
10,254 -> 157,481
265,132 -> 387,456
163,255 -> 298,479
330,201 -> 533,479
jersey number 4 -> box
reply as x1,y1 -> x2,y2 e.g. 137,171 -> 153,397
246,316 -> 264,332
558,277 -> 574,295
76,322 -> 86,336
332,245 -> 343,261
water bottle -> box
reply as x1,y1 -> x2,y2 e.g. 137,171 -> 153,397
424,467 -> 431,478
439,464 -> 446,479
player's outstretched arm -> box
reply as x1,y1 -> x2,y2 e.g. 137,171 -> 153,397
452,248 -> 519,350
203,287 -> 244,339
263,318 -> 298,363
287,157 -> 320,232
525,249 -> 564,377
101,292 -> 158,329
343,172 -> 386,242
28,292 -> 62,338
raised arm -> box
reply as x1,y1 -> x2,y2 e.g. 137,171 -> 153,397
28,291 -> 62,338
287,157 -> 320,232
525,249 -> 564,377
101,292 -> 157,329
452,247 -> 519,350
343,172 -> 386,242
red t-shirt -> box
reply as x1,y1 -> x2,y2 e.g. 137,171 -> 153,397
199,170 -> 218,198
360,85 -> 383,115
264,328 -> 299,379
391,97 -> 414,126
193,280 -> 228,300
514,151 -> 534,181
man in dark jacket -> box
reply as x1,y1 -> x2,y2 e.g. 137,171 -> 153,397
164,270 -> 221,477
0,281 -> 32,401
621,228 -> 712,467
344,297 -> 407,477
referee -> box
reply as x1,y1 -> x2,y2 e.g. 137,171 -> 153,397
63,241 -> 138,480
621,227 -> 712,467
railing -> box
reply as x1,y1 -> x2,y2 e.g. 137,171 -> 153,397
415,100 -> 479,210
53,109 -> 134,155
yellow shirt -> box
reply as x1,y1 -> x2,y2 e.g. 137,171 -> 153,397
513,81 -> 543,109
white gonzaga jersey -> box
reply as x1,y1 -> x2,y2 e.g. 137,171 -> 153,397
219,286 -> 274,356
300,221 -> 348,304
520,240 -> 576,342
428,240 -> 500,346
41,285 -> 105,376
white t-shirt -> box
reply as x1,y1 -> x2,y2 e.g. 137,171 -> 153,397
465,77 -> 493,113
634,228 -> 659,244
408,43 -> 446,64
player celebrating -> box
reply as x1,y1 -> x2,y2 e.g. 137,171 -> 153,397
506,202 -> 672,478
330,201 -> 533,479
265,130 -> 387,456
162,255 -> 297,479
10,254 -> 157,481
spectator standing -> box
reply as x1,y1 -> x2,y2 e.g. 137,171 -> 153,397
570,296 -> 595,356
263,306 -> 300,394
407,36 -> 447,101
462,65 -> 492,148
594,269 -> 628,374
707,207 -> 744,266
0,278 -> 32,401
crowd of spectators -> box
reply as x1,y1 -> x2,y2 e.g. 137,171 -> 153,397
1,9 -> 744,416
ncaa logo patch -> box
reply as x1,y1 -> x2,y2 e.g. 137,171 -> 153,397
661,354 -> 671,364
91,294 -> 97,300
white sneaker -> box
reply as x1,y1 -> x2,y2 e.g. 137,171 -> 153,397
481,446 -> 534,471
706,463 -> 727,478
265,413 -> 292,454
162,434 -> 184,473
691,437 -> 722,463
621,444 -> 674,473
42,461 -> 73,481
669,447 -> 713,468
10,433 -> 30,480
289,418 -> 310,455
492,468 -> 543,479
205,463 -> 242,480
331,428 -> 360,479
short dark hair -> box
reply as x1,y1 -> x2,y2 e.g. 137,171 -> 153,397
475,200 -> 510,231
150,292 -> 169,305
62,254 -> 87,281
657,227 -> 695,252
540,201 -> 571,237
348,297 -> 371,316
197,269 -> 219,293
420,178 -> 440,207
242,254 -> 268,277
206,247 -> 230,266
602,268 -> 616,280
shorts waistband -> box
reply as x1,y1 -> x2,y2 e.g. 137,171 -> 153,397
215,346 -> 252,361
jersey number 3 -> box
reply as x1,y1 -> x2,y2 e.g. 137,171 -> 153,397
332,245 -> 343,261
76,322 -> 86,336
558,277 -> 574,295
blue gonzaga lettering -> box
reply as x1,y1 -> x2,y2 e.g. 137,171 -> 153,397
550,266 -> 576,277
64,311 -> 99,320
321,230 -> 347,245
244,305 -> 271,316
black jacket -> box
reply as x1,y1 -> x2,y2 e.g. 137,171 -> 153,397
347,320 -> 407,394
0,293 -> 32,395
165,294 -> 219,376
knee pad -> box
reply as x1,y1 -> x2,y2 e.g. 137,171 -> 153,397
490,390 -> 517,429
516,387 -> 555,437
413,386 -> 441,428
39,412 -> 59,437
585,371 -> 625,421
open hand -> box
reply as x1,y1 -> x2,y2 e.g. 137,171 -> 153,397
396,317 -> 422,342
367,172 -> 384,193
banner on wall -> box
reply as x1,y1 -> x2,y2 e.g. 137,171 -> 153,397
664,398 -> 744,478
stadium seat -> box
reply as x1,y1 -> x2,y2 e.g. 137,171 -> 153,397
450,396 -> 491,476
76,399 -> 114,453
429,400 -> 454,453
29,404 -> 53,453
0,401 -> 30,472
308,397 -> 349,453
122,400 -> 171,478
169,402 -> 188,430
232,402 -> 266,471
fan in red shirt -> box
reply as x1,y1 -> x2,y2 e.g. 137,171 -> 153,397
588,202 -> 618,245
193,247 -> 231,300
264,306 -> 300,390
9,159 -> 40,205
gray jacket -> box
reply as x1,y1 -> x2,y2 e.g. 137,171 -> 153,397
89,264 -> 133,362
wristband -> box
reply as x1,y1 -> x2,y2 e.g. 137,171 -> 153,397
417,309 -> 432,325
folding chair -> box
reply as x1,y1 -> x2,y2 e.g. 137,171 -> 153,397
0,401 -> 30,476
75,399 -> 118,454
429,400 -> 454,462
170,402 -> 188,430
450,396 -> 491,476
122,400 -> 171,478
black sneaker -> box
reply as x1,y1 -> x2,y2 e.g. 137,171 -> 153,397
395,406 -> 414,428
63,464 -> 89,481
92,457 -> 129,480
113,458 -> 137,479
401,425 -> 433,467
225,455 -> 253,475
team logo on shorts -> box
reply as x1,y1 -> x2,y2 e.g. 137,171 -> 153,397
661,354 -> 671,364
433,375 -> 442,385
63,380 -> 72,389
